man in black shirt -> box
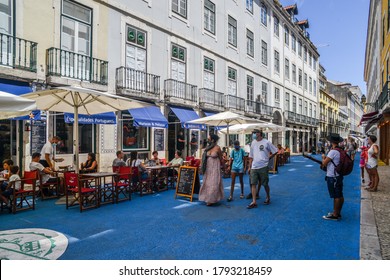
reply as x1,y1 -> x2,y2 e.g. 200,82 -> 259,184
177,131 -> 185,152
190,133 -> 198,156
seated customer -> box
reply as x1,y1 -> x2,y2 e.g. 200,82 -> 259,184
277,144 -> 285,154
30,153 -> 59,185
148,151 -> 162,167
167,150 -> 184,176
112,151 -> 126,167
1,159 -> 13,190
0,165 -> 21,212
126,151 -> 149,179
80,152 -> 98,173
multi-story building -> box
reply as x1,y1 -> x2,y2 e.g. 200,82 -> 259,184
364,0 -> 390,164
0,0 -> 321,170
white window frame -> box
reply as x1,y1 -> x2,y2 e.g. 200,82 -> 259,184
246,0 -> 253,14
228,15 -> 237,47
273,16 -> 279,37
172,0 -> 187,19
274,50 -> 280,73
261,40 -> 267,65
246,29 -> 254,57
292,64 -> 297,84
204,0 -> 215,34
247,75 -> 254,101
285,58 -> 290,80
228,67 -> 237,96
284,25 -> 289,46
260,3 -> 267,26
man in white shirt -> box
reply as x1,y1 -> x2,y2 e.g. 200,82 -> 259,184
39,136 -> 62,169
112,151 -> 126,167
30,153 -> 58,185
321,133 -> 344,221
247,129 -> 278,209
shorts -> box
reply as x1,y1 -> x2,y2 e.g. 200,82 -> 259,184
231,167 -> 244,174
250,167 -> 269,188
366,164 -> 377,169
326,176 -> 343,199
1,188 -> 13,198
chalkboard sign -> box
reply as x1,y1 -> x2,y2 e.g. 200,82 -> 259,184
268,154 -> 278,174
30,120 -> 46,154
154,129 -> 164,151
175,166 -> 200,201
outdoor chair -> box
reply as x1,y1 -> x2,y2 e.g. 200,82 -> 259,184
130,167 -> 153,196
8,173 -> 37,214
64,172 -> 98,212
38,172 -> 61,200
113,166 -> 132,203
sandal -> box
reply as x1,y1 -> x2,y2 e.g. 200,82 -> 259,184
240,194 -> 244,199
247,202 -> 257,209
227,196 -> 233,202
263,198 -> 270,205
367,188 -> 377,192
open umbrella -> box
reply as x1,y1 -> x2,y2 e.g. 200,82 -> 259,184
186,111 -> 265,147
21,86 -> 150,172
219,122 -> 288,135
0,91 -> 37,120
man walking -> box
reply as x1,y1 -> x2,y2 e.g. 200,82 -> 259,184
247,129 -> 278,209
176,131 -> 185,153
321,133 -> 344,221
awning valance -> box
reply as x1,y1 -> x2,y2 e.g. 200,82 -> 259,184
359,111 -> 379,125
128,106 -> 168,128
170,106 -> 206,130
64,112 -> 116,125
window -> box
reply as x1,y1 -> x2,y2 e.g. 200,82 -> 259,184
309,52 -> 312,67
284,25 -> 289,46
291,34 -> 296,52
261,40 -> 267,65
314,105 -> 317,119
126,25 -> 147,88
298,68 -> 302,86
285,58 -> 290,80
313,80 -> 317,96
228,67 -> 237,96
260,3 -> 267,26
274,16 -> 279,36
313,58 -> 317,70
122,116 -> 149,151
172,0 -> 187,18
304,73 -> 308,90
274,50 -> 280,73
274,87 -> 280,104
298,40 -> 302,57
292,64 -> 296,84
171,44 -> 186,82
228,16 -> 237,47
309,103 -> 312,117
304,46 -> 307,62
204,0 -> 215,34
246,29 -> 254,57
247,75 -> 254,101
285,92 -> 290,111
309,77 -> 313,94
298,98 -> 303,114
0,0 -> 12,34
304,101 -> 308,115
204,56 -> 215,90
261,81 -> 268,103
292,96 -> 297,113
246,0 -> 253,13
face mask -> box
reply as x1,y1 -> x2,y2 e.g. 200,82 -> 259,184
234,145 -> 240,150
253,133 -> 257,140
52,143 -> 57,146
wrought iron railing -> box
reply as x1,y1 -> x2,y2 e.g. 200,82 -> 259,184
245,100 -> 273,116
378,81 -> 389,110
225,95 -> 245,111
199,88 -> 225,107
116,67 -> 160,95
47,47 -> 108,85
164,79 -> 197,102
0,32 -> 37,72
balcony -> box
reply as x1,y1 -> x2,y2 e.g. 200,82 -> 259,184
245,100 -> 273,118
164,79 -> 197,105
46,47 -> 108,87
0,33 -> 37,79
378,81 -> 390,110
116,67 -> 160,101
199,88 -> 225,111
320,113 -> 326,122
225,95 -> 245,111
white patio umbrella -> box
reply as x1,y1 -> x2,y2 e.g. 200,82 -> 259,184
21,86 -> 150,172
219,122 -> 288,135
0,91 -> 37,120
186,111 -> 265,147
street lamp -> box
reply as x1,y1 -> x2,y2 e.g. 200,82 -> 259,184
360,95 -> 377,108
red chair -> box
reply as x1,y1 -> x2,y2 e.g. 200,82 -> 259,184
160,159 -> 167,166
113,166 -> 132,203
64,172 -> 98,212
37,171 -> 61,200
8,171 -> 37,214
186,156 -> 195,162
130,167 -> 152,196
191,159 -> 201,168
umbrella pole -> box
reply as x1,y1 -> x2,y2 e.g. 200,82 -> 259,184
74,99 -> 80,173
226,125 -> 230,155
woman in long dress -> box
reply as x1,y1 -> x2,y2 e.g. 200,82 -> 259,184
199,134 -> 224,206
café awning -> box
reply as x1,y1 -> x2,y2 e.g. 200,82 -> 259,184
128,106 -> 168,128
170,106 -> 206,130
64,112 -> 116,125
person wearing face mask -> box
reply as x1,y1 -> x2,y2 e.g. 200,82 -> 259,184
39,136 -> 63,169
227,140 -> 245,201
199,134 -> 224,206
247,129 -> 278,209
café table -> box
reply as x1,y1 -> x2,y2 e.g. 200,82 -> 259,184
80,172 -> 117,206
145,165 -> 172,192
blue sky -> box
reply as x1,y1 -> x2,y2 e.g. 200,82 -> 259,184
279,0 -> 370,95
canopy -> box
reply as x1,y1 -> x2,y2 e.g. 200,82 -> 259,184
128,106 -> 168,128
219,122 -> 287,134
170,106 -> 205,130
359,111 -> 379,125
0,91 -> 37,120
21,86 -> 149,172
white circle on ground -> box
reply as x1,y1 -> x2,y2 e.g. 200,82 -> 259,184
0,228 -> 68,260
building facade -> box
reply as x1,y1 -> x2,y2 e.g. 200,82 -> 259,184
0,0 -> 321,170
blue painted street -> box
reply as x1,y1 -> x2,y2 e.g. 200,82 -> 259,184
0,155 -> 361,260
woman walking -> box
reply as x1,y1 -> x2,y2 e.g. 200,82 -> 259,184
199,134 -> 224,206
365,135 -> 380,192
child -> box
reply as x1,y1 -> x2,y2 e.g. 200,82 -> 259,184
360,146 -> 368,184
0,165 -> 21,212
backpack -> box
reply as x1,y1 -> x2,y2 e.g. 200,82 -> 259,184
331,147 -> 354,176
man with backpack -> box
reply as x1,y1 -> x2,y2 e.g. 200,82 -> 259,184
320,133 -> 353,221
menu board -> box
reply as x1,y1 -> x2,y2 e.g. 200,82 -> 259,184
175,166 -> 200,201
268,154 -> 278,174
30,120 -> 46,154
154,129 -> 164,151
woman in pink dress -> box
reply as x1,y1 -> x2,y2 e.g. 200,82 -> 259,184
199,134 -> 224,206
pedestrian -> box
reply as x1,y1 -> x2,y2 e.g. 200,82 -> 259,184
227,140 -> 245,201
347,137 -> 356,160
365,135 -> 380,192
112,151 -> 126,167
246,129 -> 278,209
176,131 -> 185,153
40,136 -> 63,169
190,132 -> 198,156
359,146 -> 368,184
199,134 -> 224,206
321,133 -> 344,221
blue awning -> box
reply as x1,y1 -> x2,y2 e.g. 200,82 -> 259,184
204,111 -> 216,117
0,79 -> 32,95
170,106 -> 206,130
13,110 -> 41,120
64,112 -> 116,125
128,106 -> 168,128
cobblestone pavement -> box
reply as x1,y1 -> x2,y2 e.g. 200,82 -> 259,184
360,164 -> 390,260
